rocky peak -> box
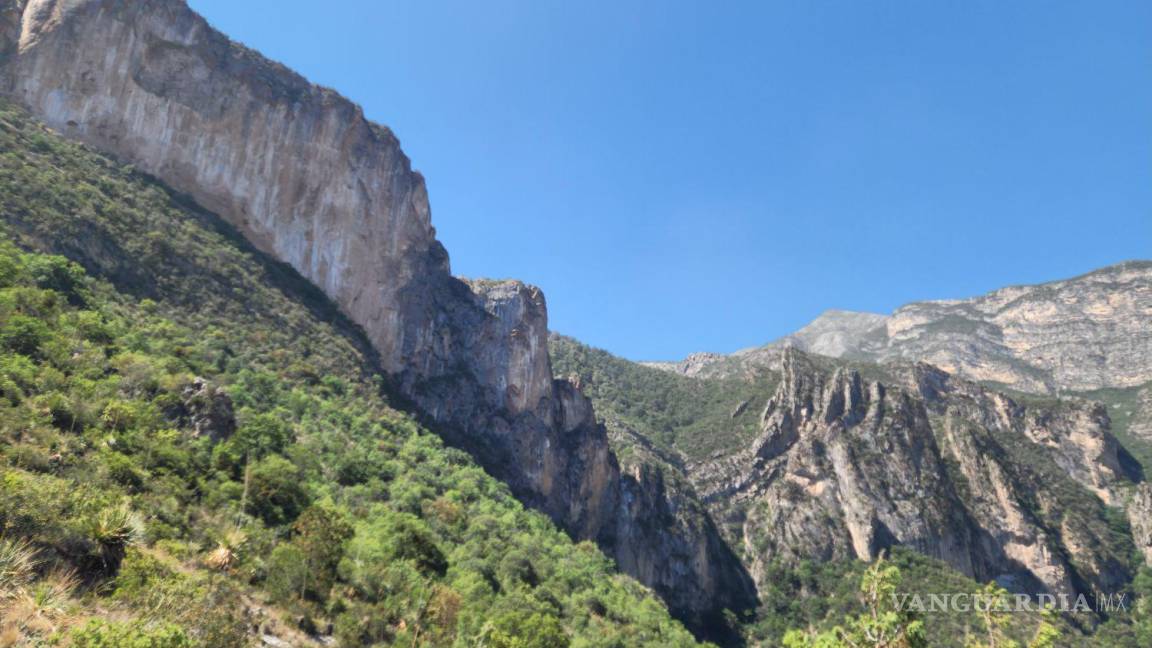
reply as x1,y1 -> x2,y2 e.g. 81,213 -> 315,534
652,262 -> 1152,394
777,309 -> 889,357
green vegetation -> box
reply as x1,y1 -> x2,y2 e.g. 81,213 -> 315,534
0,99 -> 703,646
549,335 -> 777,463
747,549 -> 1073,648
1072,383 -> 1152,473
781,553 -> 928,648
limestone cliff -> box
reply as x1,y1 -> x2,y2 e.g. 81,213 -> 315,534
0,0 -> 754,628
689,349 -> 1134,601
655,262 -> 1152,393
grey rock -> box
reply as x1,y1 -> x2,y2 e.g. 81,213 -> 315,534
654,263 -> 1152,393
181,377 -> 235,442
0,0 -> 750,624
691,348 -> 1132,599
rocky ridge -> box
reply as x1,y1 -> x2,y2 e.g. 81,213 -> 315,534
0,0 -> 753,628
689,348 -> 1136,603
653,263 -> 1152,394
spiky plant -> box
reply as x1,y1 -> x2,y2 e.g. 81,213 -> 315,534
88,505 -> 142,573
0,538 -> 39,600
204,529 -> 247,573
28,569 -> 79,618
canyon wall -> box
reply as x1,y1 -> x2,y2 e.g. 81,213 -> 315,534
691,348 -> 1134,601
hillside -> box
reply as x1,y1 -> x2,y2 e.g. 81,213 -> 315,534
552,333 -> 1152,646
0,0 -> 756,629
0,99 -> 706,646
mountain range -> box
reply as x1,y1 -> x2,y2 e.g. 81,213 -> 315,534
0,1 -> 1148,647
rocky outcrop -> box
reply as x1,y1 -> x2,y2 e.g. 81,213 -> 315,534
0,0 -> 753,629
181,377 -> 235,442
642,352 -> 726,378
1129,483 -> 1152,564
1129,384 -> 1152,444
654,263 -> 1152,393
692,348 -> 1134,599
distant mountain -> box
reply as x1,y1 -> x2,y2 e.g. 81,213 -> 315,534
649,262 -> 1152,393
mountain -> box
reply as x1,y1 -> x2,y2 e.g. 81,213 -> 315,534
651,262 -> 1152,394
0,101 -> 707,645
554,338 -> 1152,645
1,1 -> 1150,646
0,0 -> 753,641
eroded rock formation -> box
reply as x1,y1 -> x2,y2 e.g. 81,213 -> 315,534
653,263 -> 1152,393
692,349 -> 1133,599
0,0 -> 754,628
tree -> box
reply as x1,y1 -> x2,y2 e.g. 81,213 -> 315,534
0,314 -> 50,357
231,411 -> 294,460
783,553 -> 926,648
245,455 -> 309,526
291,504 -> 353,601
965,581 -> 1061,648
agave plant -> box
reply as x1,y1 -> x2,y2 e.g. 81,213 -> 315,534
0,537 -> 39,599
88,504 -> 143,573
204,529 -> 248,572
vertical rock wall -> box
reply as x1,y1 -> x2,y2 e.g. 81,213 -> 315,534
0,0 -> 755,629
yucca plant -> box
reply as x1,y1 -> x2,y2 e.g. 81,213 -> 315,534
87,504 -> 142,574
203,529 -> 247,573
0,537 -> 39,599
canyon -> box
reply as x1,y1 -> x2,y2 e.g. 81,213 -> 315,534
1,1 -> 1149,644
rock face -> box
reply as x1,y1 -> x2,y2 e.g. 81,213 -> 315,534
692,349 -> 1133,600
0,0 -> 754,629
1129,483 -> 1152,564
655,263 -> 1152,393
180,377 -> 236,442
1129,385 -> 1152,444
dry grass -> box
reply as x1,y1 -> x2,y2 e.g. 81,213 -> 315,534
0,538 -> 38,600
0,542 -> 82,645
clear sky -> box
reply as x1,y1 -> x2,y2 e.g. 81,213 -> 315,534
188,0 -> 1152,361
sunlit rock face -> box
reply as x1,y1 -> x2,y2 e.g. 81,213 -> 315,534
652,263 -> 1152,394
0,0 -> 756,628
691,349 -> 1133,601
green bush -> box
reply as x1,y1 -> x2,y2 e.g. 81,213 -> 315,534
0,314 -> 50,357
245,454 -> 310,526
70,620 -> 193,648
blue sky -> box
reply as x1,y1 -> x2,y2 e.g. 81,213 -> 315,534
189,0 -> 1152,361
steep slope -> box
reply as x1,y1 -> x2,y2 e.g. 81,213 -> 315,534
700,350 -> 1134,599
653,262 -> 1152,394
0,0 -> 756,630
0,103 -> 707,645
556,334 -> 1151,644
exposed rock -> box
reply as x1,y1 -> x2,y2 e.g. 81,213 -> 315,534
1129,483 -> 1152,564
653,263 -> 1152,393
642,351 -> 726,378
1129,384 -> 1152,443
0,0 -> 752,627
776,309 -> 889,358
692,348 -> 1133,600
181,376 -> 235,442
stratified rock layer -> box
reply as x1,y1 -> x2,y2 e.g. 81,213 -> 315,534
692,349 -> 1133,600
0,0 -> 754,627
655,263 -> 1152,393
